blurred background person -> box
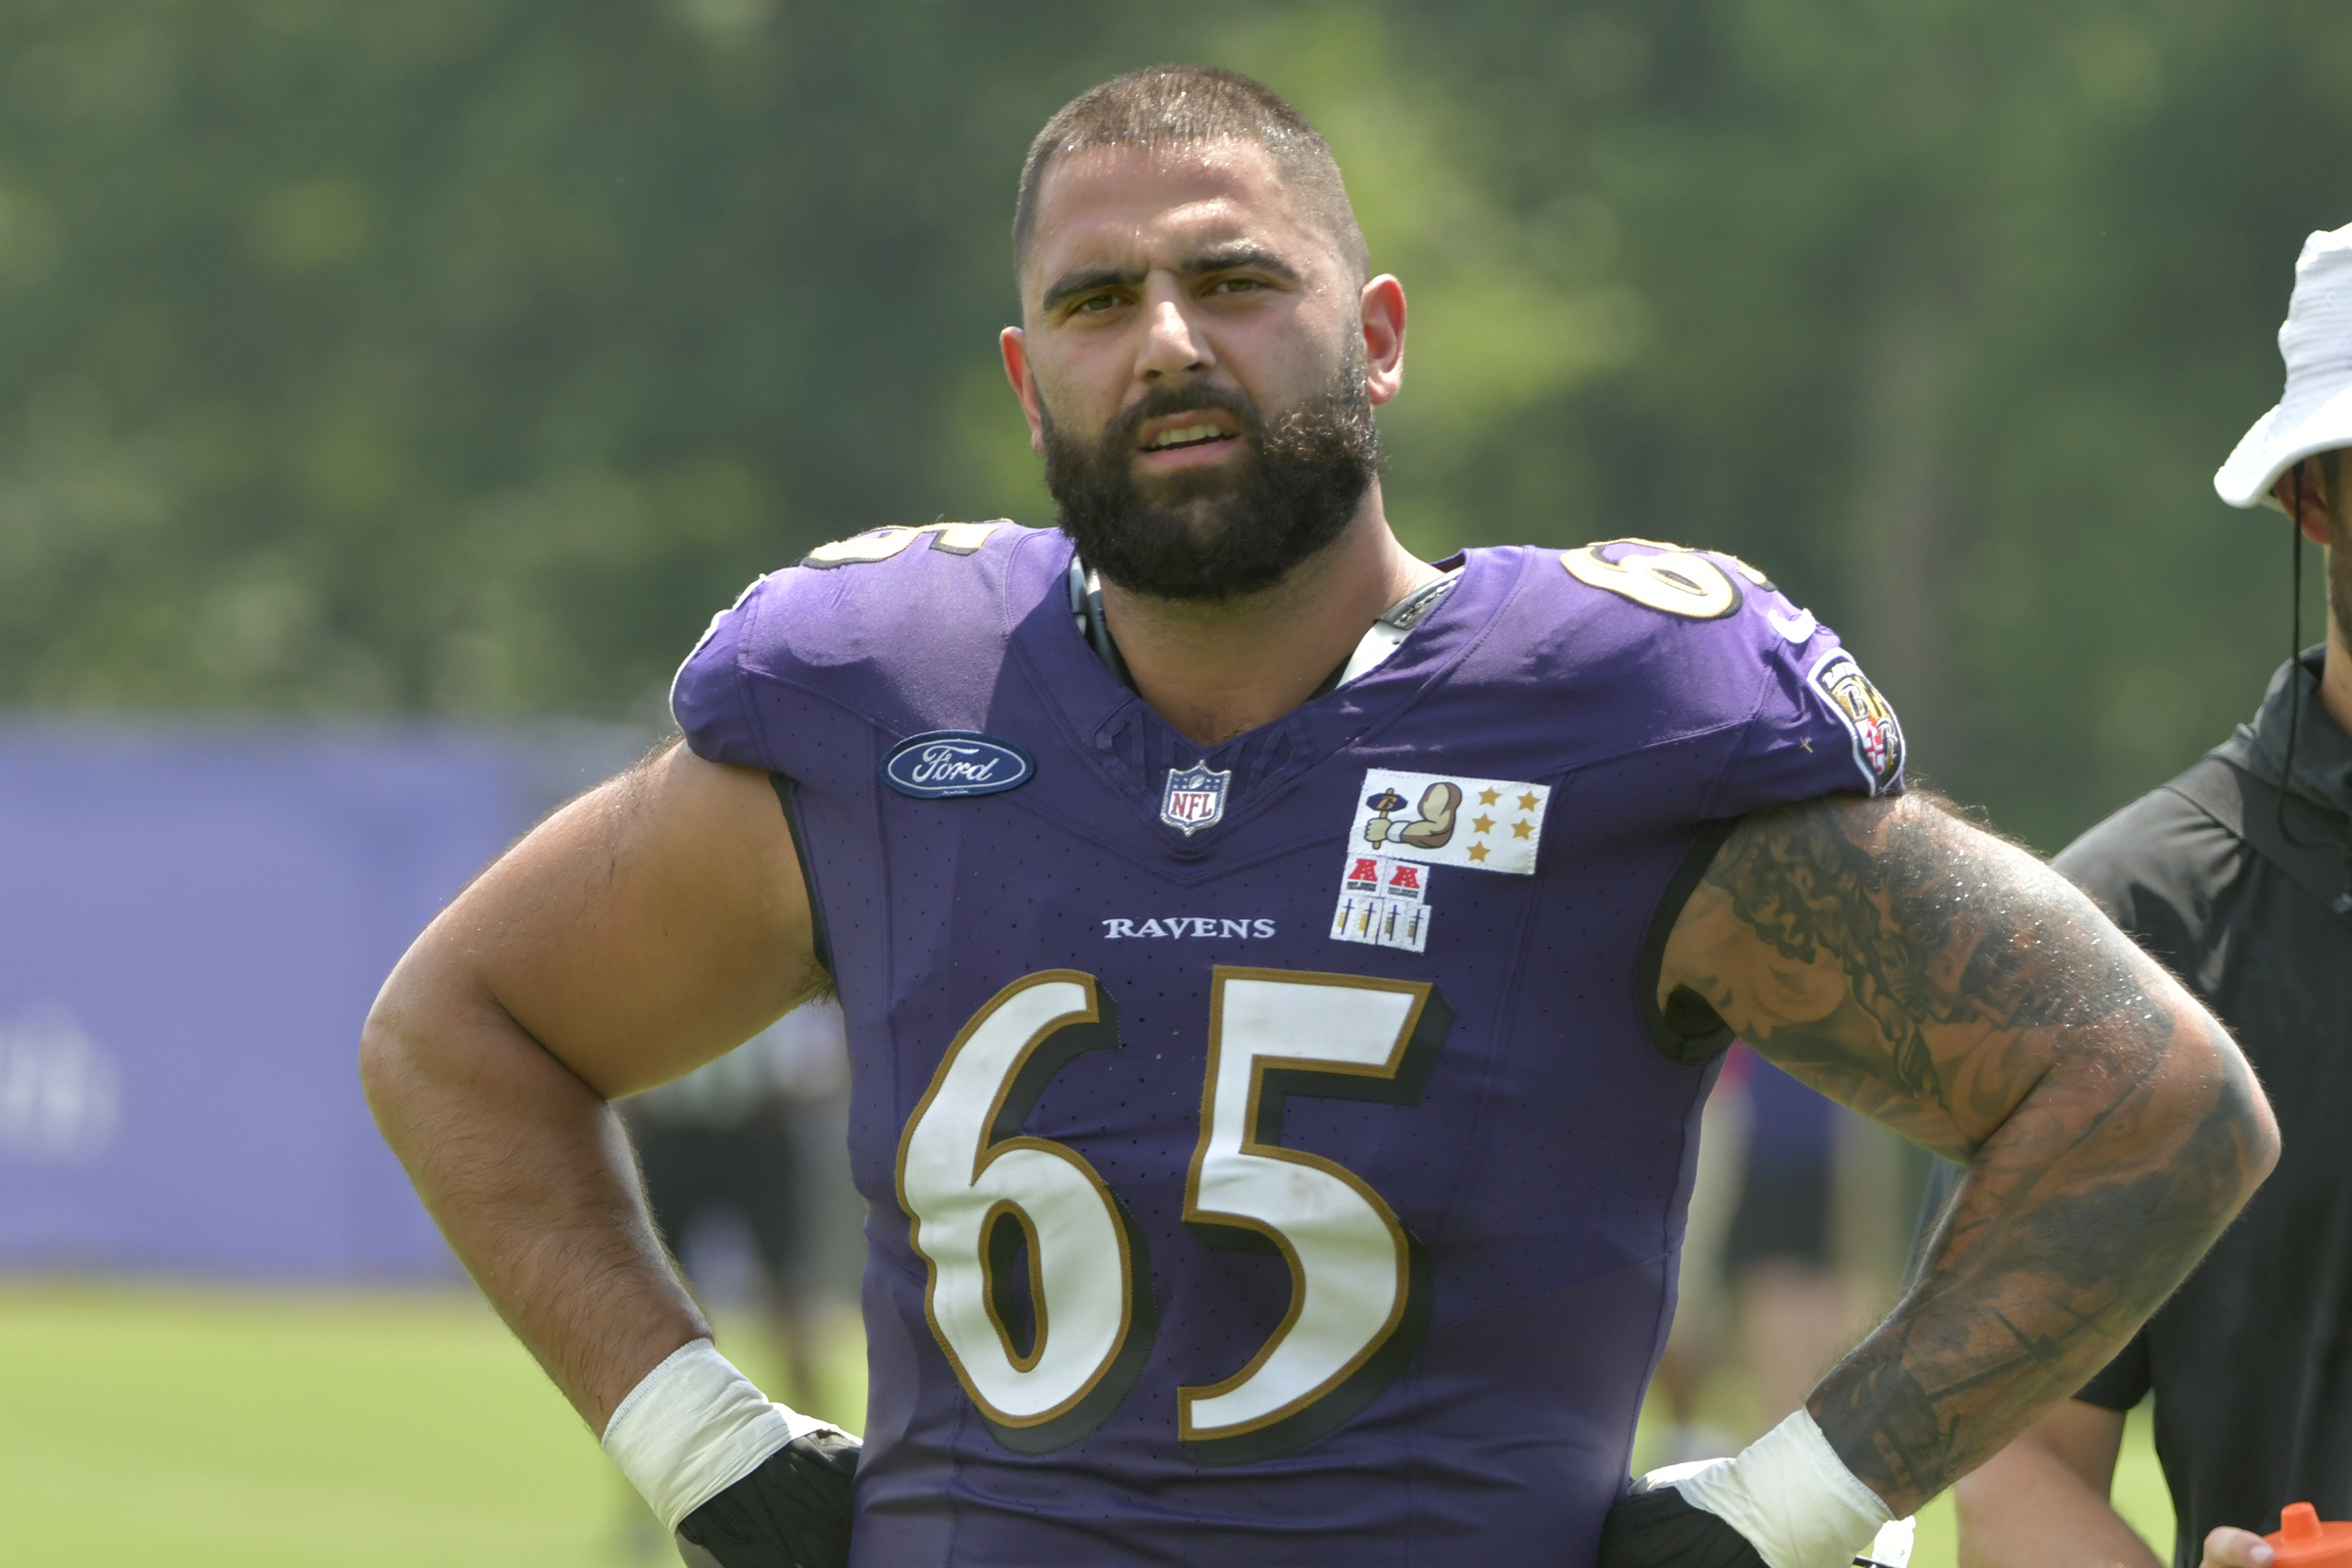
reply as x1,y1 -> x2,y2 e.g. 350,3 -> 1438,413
621,996 -> 851,1412
1722,1051 -> 1871,1438
614,995 -> 855,1561
1939,224 -> 2352,1568
1652,1045 -> 1891,1464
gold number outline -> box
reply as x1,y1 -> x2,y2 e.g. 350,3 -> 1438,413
978,1198 -> 1049,1374
1176,966 -> 1456,1466
801,519 -> 1006,568
1561,537 -> 1743,619
895,969 -> 1157,1454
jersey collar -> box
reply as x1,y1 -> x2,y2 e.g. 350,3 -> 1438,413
1009,530 -> 1506,857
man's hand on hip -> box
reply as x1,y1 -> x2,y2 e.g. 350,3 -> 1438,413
604,1338 -> 858,1568
673,1430 -> 860,1568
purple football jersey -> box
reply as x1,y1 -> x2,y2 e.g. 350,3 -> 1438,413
671,524 -> 1902,1568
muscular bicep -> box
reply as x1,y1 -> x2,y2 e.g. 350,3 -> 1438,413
385,742 -> 823,1100
1657,792 -> 2179,1158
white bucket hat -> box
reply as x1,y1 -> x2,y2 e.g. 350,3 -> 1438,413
2215,220 -> 2352,511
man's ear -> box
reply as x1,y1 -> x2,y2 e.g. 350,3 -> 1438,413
1360,275 -> 1406,408
2270,455 -> 2336,546
1001,326 -> 1047,455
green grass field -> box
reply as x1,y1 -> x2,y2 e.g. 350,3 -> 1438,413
0,1280 -> 863,1567
0,1279 -> 2169,1567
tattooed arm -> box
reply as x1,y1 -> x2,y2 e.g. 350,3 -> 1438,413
1658,791 -> 2277,1518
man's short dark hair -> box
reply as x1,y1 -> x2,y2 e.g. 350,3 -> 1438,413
1013,66 -> 1369,290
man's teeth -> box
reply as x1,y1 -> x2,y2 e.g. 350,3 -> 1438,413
1148,423 -> 1224,450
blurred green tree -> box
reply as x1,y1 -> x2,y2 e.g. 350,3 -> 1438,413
1384,0 -> 2352,845
0,0 -> 2343,845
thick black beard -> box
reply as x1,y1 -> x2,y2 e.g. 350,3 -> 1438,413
1042,370 -> 1383,602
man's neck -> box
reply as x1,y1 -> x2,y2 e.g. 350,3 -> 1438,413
2323,604 -> 2352,738
1095,486 -> 1439,748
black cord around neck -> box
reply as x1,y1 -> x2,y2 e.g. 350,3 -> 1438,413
2276,468 -> 2352,876
2278,468 -> 2308,843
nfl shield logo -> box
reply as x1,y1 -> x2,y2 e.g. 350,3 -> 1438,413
1160,761 -> 1232,836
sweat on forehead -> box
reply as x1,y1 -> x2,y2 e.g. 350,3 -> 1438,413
1012,65 -> 1369,287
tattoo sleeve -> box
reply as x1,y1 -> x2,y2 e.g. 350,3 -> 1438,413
1661,792 -> 2276,1516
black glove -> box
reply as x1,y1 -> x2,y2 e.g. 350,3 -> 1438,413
673,1429 -> 860,1568
1598,1474 -> 1769,1568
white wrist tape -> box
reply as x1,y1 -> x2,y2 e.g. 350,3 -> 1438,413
1666,1409 -> 1895,1568
601,1339 -> 838,1531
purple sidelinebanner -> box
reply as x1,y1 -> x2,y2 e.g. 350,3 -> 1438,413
0,722 -> 638,1280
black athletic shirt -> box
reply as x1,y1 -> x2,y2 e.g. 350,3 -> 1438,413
1919,651 -> 2352,1563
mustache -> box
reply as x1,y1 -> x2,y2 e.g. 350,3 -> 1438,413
1098,383 -> 1266,451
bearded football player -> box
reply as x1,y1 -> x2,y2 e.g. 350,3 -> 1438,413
362,67 -> 2277,1568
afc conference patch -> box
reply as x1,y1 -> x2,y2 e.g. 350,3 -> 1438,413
1160,761 -> 1232,836
1331,852 -> 1433,952
1808,649 -> 1905,796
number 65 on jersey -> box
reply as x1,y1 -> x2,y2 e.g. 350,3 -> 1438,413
896,965 -> 1453,1464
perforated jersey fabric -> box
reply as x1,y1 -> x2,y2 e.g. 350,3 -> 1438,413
671,524 -> 1899,1567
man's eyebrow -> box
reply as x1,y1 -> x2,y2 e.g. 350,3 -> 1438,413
1180,244 -> 1300,281
1041,266 -> 1142,315
1039,246 -> 1303,314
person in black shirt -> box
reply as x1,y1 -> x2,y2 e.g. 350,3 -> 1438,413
1936,224 -> 2352,1568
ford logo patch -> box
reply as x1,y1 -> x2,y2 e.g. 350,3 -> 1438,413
882,731 -> 1035,800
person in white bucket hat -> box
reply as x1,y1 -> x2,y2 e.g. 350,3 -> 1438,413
1939,223 -> 2352,1568
2208,221 -> 2352,767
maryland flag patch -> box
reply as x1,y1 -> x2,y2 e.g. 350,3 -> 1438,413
1808,650 -> 1905,796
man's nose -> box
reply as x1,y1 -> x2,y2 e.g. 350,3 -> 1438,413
1135,281 -> 1211,381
